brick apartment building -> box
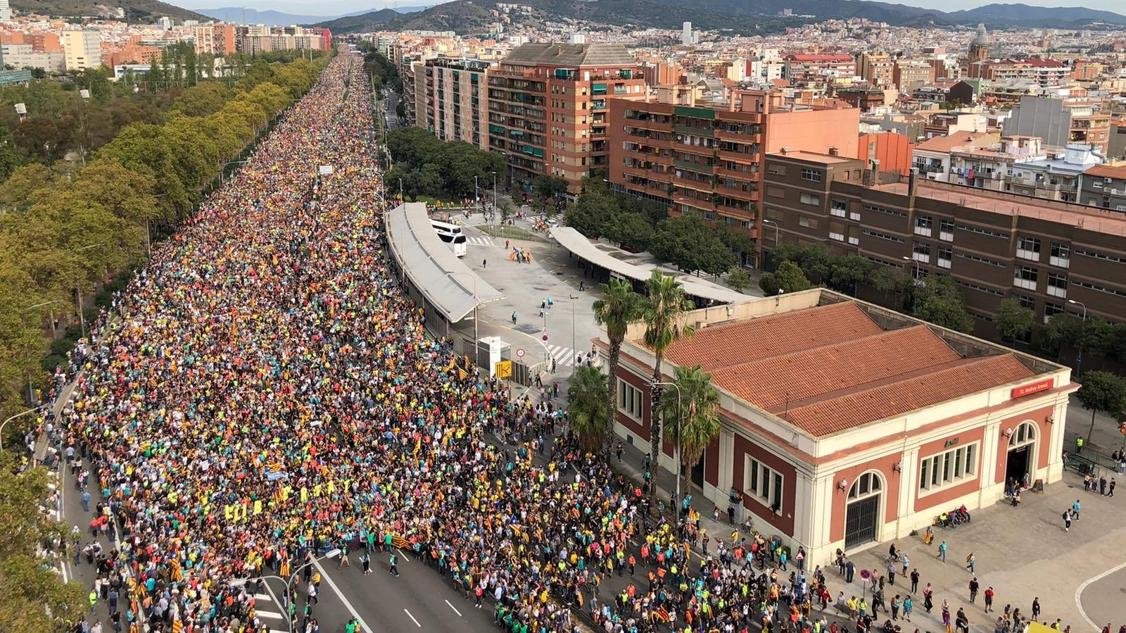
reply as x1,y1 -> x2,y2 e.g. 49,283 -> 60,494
760,151 -> 1126,333
486,42 -> 647,192
193,24 -> 237,56
422,57 -> 492,151
607,89 -> 859,264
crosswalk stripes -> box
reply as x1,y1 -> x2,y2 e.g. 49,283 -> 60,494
466,235 -> 495,247
253,592 -> 288,633
544,344 -> 575,368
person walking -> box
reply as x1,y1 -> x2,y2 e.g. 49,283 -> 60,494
388,551 -> 399,577
966,552 -> 976,573
938,540 -> 948,563
1071,498 -> 1081,519
984,586 -> 995,613
910,568 -> 920,594
922,584 -> 934,613
360,552 -> 371,575
1032,597 -> 1041,620
1063,508 -> 1072,532
886,557 -> 897,585
891,595 -> 901,621
903,595 -> 913,622
969,577 -> 979,603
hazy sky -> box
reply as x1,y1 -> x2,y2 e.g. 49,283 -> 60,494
174,0 -> 1126,17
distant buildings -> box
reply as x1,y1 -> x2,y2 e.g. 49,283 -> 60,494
0,0 -> 11,22
62,29 -> 100,71
421,57 -> 493,151
194,23 -> 236,56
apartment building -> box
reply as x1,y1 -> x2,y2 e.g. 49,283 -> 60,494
783,53 -> 856,87
856,51 -> 894,88
487,42 -> 646,192
1077,164 -> 1126,212
608,88 -> 859,263
893,60 -> 934,93
421,57 -> 492,151
193,23 -> 236,56
62,29 -> 101,71
761,151 -> 1126,334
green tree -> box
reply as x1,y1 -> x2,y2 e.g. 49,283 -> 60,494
564,185 -> 619,237
594,278 -> 647,448
650,213 -> 733,276
910,276 -> 973,332
759,260 -> 811,295
643,270 -> 694,502
725,268 -> 751,292
655,365 -> 722,497
827,254 -> 873,295
603,212 -> 654,252
1074,371 -> 1126,444
567,365 -> 610,452
995,298 -> 1035,343
0,452 -> 87,631
532,175 -> 568,212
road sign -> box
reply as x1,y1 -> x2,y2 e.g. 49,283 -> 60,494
516,348 -> 525,358
495,360 -> 513,380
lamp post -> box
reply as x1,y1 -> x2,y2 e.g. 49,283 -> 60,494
23,299 -> 64,338
0,403 -> 50,450
568,294 -> 579,373
73,242 -> 107,341
761,219 -> 780,268
649,380 -> 683,518
491,171 -> 498,220
474,175 -> 480,216
244,548 -> 340,633
1068,299 -> 1087,373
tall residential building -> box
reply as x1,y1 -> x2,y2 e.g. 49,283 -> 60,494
62,30 -> 102,71
761,151 -> 1126,333
487,42 -> 646,192
0,0 -> 12,22
893,60 -> 934,93
608,87 -> 860,264
681,22 -> 693,46
194,24 -> 237,56
856,51 -> 894,88
421,57 -> 492,151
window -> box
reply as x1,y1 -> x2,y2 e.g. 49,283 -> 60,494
914,216 -> 933,237
848,472 -> 882,499
831,199 -> 847,217
744,456 -> 783,513
938,246 -> 953,269
1050,242 -> 1070,268
767,187 -> 785,199
1016,236 -> 1041,262
1044,302 -> 1064,319
767,164 -> 787,176
800,193 -> 821,206
919,443 -> 978,492
912,243 -> 931,263
1013,266 -> 1038,291
799,216 -> 819,230
939,219 -> 955,241
617,381 -> 643,420
801,167 -> 823,182
1047,272 -> 1068,299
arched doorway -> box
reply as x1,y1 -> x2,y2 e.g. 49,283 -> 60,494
1005,421 -> 1037,485
844,471 -> 883,550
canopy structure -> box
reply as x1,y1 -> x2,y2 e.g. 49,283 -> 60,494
549,226 -> 752,305
386,203 -> 504,323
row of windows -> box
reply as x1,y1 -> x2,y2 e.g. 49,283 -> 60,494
864,204 -> 906,218
954,250 -> 1005,268
956,223 -> 1008,239
1073,248 -> 1122,263
863,229 -> 904,243
617,381 -> 643,420
744,456 -> 784,514
801,167 -> 823,182
920,443 -> 978,492
956,280 -> 1005,297
1072,279 -> 1125,297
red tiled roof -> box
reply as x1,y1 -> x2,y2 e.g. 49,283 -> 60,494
710,326 -> 961,412
782,354 -> 1035,436
657,300 -> 1040,437
664,302 -> 881,372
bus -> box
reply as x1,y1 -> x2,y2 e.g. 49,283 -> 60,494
431,219 -> 467,257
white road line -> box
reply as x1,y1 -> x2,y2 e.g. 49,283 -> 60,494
1074,559 -> 1126,631
254,593 -> 273,602
312,560 -> 374,633
260,578 -> 289,628
445,599 -> 463,617
404,608 -> 422,628
255,610 -> 285,619
397,548 -> 411,562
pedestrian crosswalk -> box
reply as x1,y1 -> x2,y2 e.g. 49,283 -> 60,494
545,344 -> 575,368
252,592 -> 288,633
466,235 -> 495,247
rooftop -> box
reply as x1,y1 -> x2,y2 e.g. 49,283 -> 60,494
657,297 -> 1041,438
503,42 -> 636,67
915,131 -> 998,153
767,150 -> 857,165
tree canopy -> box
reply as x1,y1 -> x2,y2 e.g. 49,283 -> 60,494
384,127 -> 504,202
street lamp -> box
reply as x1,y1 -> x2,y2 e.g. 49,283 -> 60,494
649,380 -> 683,518
242,548 -> 340,633
491,170 -> 498,220
568,294 -> 579,372
0,403 -> 50,451
23,299 -> 64,338
761,219 -> 780,268
1068,299 -> 1087,373
73,242 -> 107,341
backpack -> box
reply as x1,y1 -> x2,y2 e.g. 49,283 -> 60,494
1062,511 -> 1069,520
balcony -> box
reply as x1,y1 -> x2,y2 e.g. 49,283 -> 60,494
912,253 -> 931,264
1013,277 -> 1037,291
1016,249 -> 1041,262
831,208 -> 846,218
1050,256 -> 1069,269
1047,285 -> 1067,299
939,231 -> 954,242
830,232 -> 845,242
914,226 -> 932,237
848,236 -> 860,245
938,257 -> 952,269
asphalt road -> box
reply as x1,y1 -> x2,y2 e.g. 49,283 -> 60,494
1078,564 -> 1126,631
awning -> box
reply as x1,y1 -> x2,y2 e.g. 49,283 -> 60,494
386,203 -> 504,322
549,226 -> 752,305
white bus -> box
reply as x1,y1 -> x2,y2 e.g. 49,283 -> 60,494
431,219 -> 467,257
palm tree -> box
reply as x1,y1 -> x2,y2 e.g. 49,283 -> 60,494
643,270 -> 694,496
593,278 -> 646,449
567,365 -> 609,452
656,365 -> 722,497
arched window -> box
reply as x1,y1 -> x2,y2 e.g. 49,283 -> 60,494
848,471 -> 883,501
1008,421 -> 1036,448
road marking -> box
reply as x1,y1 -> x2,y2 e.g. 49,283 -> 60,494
397,548 -> 411,562
260,578 -> 289,628
254,593 -> 273,601
312,560 -> 374,633
1074,559 -> 1126,632
404,608 -> 422,628
255,609 -> 285,619
445,599 -> 463,617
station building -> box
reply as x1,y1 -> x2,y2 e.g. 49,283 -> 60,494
598,289 -> 1075,563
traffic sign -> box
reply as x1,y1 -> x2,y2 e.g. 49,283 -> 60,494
495,360 -> 513,379
516,348 -> 525,358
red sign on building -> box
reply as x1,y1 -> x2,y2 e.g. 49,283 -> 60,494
1011,378 -> 1053,399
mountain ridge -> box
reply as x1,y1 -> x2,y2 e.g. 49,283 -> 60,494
11,0 -> 208,21
314,0 -> 1126,34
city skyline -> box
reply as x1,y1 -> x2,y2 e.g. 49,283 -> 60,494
172,0 -> 1126,19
